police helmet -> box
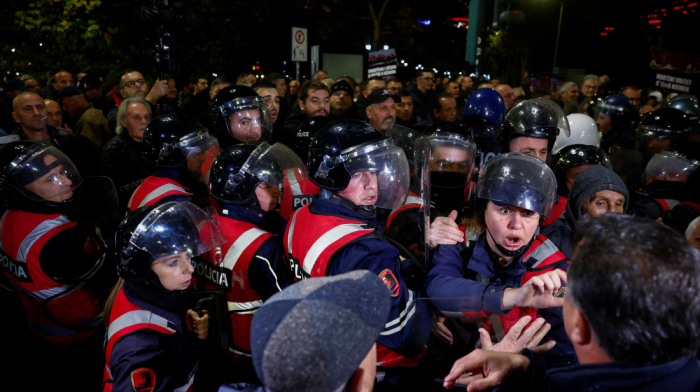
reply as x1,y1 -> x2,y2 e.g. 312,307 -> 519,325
635,108 -> 692,155
463,88 -> 507,126
211,85 -> 258,133
553,144 -> 610,194
141,113 -> 218,170
593,94 -> 635,131
116,202 -> 226,283
308,119 -> 410,210
498,98 -> 570,152
212,85 -> 273,143
0,141 -> 82,210
553,113 -> 601,155
295,116 -> 333,162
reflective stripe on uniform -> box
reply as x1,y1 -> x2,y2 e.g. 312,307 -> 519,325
227,299 -> 264,314
107,310 -> 176,342
16,215 -> 72,263
222,228 -> 268,271
287,169 -> 303,196
287,209 -> 300,255
138,183 -> 191,208
380,290 -> 416,336
229,347 -> 252,357
302,224 -> 373,275
174,375 -> 195,392
524,238 -> 560,269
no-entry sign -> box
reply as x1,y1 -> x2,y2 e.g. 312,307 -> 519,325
292,27 -> 308,62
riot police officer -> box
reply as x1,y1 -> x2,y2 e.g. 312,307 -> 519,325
386,122 -> 476,262
498,98 -> 571,162
200,143 -> 296,366
629,150 -> 700,219
463,88 -> 507,172
127,113 -> 219,211
283,119 -> 431,383
104,202 -> 224,391
425,153 -> 574,368
0,141 -> 116,388
635,107 -> 692,164
211,85 -> 273,149
593,94 -> 635,152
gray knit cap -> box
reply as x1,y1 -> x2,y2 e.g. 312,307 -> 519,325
250,270 -> 391,392
565,164 -> 630,224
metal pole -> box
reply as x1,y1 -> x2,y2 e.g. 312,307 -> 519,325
552,0 -> 563,71
296,61 -> 300,82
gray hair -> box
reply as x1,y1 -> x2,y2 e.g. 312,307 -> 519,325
116,97 -> 151,135
559,81 -> 577,93
582,74 -> 599,85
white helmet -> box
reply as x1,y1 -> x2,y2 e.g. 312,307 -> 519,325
552,113 -> 601,154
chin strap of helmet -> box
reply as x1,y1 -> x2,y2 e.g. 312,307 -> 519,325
245,189 -> 268,217
319,188 -> 376,218
485,226 -> 539,259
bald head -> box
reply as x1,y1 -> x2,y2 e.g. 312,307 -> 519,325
12,92 -> 48,136
44,99 -> 63,129
52,71 -> 74,94
495,84 -> 515,109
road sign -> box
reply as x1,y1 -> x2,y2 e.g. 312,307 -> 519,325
292,27 -> 308,62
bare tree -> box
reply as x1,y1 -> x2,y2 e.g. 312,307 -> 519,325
367,0 -> 391,50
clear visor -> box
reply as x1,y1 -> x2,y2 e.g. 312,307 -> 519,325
642,151 -> 699,185
219,96 -> 273,143
593,101 -> 627,123
424,134 -> 476,188
244,143 -> 307,191
8,145 -> 82,202
180,131 -> 220,182
505,98 -> 571,137
386,124 -> 421,161
342,139 -> 410,210
476,153 -> 557,217
128,202 -> 226,259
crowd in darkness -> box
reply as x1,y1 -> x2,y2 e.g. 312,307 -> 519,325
1,61 -> 700,392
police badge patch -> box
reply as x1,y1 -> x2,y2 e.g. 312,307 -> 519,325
131,367 -> 156,392
379,269 -> 400,297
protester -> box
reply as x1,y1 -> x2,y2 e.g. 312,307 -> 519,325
60,86 -> 112,149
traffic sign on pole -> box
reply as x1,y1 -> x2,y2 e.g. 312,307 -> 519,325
292,27 -> 308,62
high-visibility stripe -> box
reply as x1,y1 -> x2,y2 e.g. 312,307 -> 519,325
107,310 -> 176,342
138,183 -> 191,208
228,347 -> 252,357
380,290 -> 417,336
256,255 -> 282,292
15,283 -> 69,300
174,375 -> 195,392
16,215 -> 72,263
287,209 -> 300,255
227,299 -> 263,313
302,224 -> 373,275
222,228 -> 268,270
287,169 -> 303,196
524,238 -> 560,269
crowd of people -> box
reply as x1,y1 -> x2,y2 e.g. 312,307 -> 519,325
0,64 -> 699,392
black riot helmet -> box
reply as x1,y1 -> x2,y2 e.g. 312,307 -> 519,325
663,94 -> 700,118
115,202 -> 226,284
635,108 -> 692,159
211,85 -> 272,144
295,116 -> 333,162
552,144 -> 610,194
464,116 -> 502,170
499,98 -> 571,152
0,141 -> 82,210
637,150 -> 700,202
308,119 -> 410,211
210,143 -> 306,214
141,113 -> 219,180
424,121 -> 470,139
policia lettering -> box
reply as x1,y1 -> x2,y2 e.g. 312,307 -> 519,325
0,249 -> 31,282
191,257 -> 230,288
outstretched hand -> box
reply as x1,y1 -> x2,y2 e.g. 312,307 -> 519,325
480,315 -> 556,354
443,349 -> 530,391
503,269 -> 567,310
426,210 -> 464,248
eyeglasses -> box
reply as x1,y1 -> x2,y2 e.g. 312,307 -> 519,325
124,79 -> 147,88
422,77 -> 435,81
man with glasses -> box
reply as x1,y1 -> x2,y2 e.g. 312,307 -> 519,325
106,69 -> 169,132
386,78 -> 403,94
409,71 -> 436,125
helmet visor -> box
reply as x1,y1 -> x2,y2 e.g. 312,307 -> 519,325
555,145 -> 610,172
642,151 -> 699,185
219,96 -> 273,143
244,143 -> 307,191
423,133 -> 476,188
593,101 -> 627,123
476,153 -> 557,217
386,124 -> 421,162
180,131 -> 220,182
341,139 -> 410,211
505,98 -> 571,138
9,145 -> 82,202
128,202 -> 226,259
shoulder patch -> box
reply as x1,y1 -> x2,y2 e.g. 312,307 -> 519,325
379,269 -> 400,297
131,367 -> 156,392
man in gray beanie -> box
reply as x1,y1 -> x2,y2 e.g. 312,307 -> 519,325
542,164 -> 629,258
218,270 -> 392,392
